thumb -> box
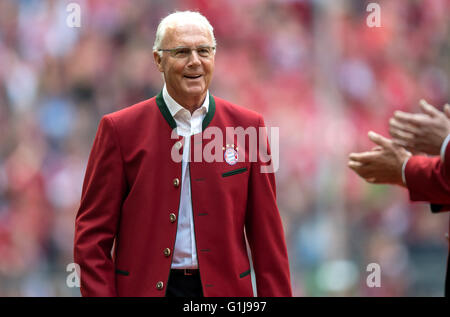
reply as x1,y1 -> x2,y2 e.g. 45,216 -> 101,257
419,99 -> 438,117
444,103 -> 450,119
368,131 -> 390,148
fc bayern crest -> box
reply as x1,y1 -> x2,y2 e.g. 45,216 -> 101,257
224,147 -> 238,165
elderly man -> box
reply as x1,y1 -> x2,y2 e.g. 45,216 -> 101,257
348,99 -> 450,297
74,11 -> 292,297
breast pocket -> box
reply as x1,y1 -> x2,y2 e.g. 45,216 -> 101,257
215,164 -> 250,211
222,167 -> 248,178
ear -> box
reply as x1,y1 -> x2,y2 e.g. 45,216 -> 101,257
153,51 -> 164,72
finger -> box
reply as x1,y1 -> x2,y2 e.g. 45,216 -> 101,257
348,151 -> 379,163
391,139 -> 417,154
389,118 -> 421,135
352,166 -> 383,181
419,99 -> 439,118
444,104 -> 450,119
392,140 -> 419,155
348,160 -> 365,177
371,146 -> 383,151
348,160 -> 363,169
393,111 -> 425,126
392,138 -> 410,148
369,178 -> 387,184
389,127 -> 415,142
368,131 -> 391,148
348,161 -> 375,180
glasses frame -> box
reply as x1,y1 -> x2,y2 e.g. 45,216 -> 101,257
157,45 -> 216,59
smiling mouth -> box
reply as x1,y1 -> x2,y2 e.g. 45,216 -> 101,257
184,75 -> 202,79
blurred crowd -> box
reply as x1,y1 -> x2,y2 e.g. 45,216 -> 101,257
0,0 -> 449,296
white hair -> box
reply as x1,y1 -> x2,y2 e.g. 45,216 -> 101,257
153,11 -> 217,57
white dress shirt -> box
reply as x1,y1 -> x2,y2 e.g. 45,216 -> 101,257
162,84 -> 209,269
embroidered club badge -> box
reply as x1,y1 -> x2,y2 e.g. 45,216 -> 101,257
224,147 -> 238,165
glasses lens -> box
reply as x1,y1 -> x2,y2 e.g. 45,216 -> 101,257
197,47 -> 212,57
173,47 -> 191,58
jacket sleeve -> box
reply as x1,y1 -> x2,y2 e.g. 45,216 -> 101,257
74,116 -> 127,296
244,116 -> 292,297
405,140 -> 450,213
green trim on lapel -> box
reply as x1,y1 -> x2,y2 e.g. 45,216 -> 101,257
202,93 -> 216,131
156,91 -> 177,130
155,91 -> 216,131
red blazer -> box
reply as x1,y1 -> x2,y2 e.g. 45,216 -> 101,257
404,142 -> 450,296
74,92 -> 292,297
405,141 -> 450,206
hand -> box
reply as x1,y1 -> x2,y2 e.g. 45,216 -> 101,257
389,100 -> 450,155
348,131 -> 411,187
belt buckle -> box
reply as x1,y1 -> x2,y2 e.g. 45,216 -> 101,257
184,269 -> 193,276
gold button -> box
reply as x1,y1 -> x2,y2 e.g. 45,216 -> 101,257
175,141 -> 182,150
163,248 -> 171,257
169,213 -> 177,223
156,281 -> 164,290
173,178 -> 180,187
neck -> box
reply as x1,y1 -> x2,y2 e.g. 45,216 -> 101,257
167,88 -> 207,114
176,95 -> 205,114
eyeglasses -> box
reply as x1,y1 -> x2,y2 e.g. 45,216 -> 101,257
158,46 -> 216,59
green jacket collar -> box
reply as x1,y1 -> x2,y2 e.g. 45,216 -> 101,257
156,91 -> 216,131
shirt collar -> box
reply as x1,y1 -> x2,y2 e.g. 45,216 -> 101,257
162,84 -> 209,117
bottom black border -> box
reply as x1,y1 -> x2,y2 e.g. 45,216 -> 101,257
0,297 -> 448,314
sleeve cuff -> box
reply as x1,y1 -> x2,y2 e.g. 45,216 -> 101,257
440,134 -> 450,162
402,156 -> 410,187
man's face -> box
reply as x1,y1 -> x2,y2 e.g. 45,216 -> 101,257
154,23 -> 215,107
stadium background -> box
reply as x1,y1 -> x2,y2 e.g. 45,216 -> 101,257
0,0 -> 449,296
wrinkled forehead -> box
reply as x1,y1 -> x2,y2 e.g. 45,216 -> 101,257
162,23 -> 213,48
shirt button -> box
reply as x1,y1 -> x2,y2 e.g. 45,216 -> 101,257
445,233 -> 449,241
163,248 -> 171,257
173,178 -> 180,187
156,281 -> 164,290
169,213 -> 177,223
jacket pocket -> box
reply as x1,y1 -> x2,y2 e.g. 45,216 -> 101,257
115,269 -> 129,276
239,269 -> 251,278
222,167 -> 248,178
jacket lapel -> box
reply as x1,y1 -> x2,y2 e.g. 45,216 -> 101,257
155,90 -> 216,131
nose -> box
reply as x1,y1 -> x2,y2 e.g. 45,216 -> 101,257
187,49 -> 201,67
